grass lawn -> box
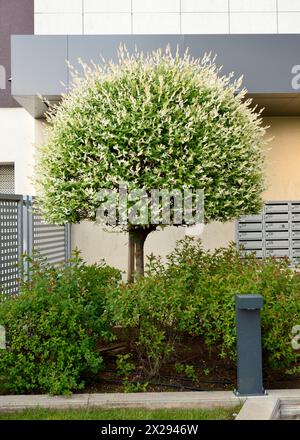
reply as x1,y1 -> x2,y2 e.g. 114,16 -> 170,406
0,407 -> 238,420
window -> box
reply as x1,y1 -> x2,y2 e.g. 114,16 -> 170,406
0,164 -> 15,194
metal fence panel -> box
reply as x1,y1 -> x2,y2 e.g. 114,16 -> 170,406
0,194 -> 70,297
0,194 -> 22,296
0,165 -> 15,194
31,197 -> 70,265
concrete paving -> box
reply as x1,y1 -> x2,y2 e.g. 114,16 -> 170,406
236,390 -> 300,419
0,391 -> 243,412
88,391 -> 243,410
235,397 -> 279,420
0,394 -> 89,412
0,390 -> 300,419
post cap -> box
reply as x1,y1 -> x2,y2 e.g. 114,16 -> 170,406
236,294 -> 264,310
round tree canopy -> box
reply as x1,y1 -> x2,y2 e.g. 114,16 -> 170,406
35,47 -> 267,227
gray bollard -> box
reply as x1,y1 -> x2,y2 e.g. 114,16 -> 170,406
235,294 -> 265,396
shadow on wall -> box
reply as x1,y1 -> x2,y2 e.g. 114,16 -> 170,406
71,221 -> 236,275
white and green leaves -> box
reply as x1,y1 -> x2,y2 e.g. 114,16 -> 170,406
35,46 -> 267,228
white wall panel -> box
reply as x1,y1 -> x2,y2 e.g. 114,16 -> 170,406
34,0 -> 300,34
182,0 -> 228,13
278,12 -> 300,32
84,13 -> 131,34
35,13 -> 82,34
278,0 -> 300,12
182,12 -> 229,34
132,0 -> 180,13
133,13 -> 180,34
230,0 -> 277,12
35,0 -> 82,13
84,0 -> 131,13
230,12 -> 277,33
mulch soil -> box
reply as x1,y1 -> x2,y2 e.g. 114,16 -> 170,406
83,334 -> 300,393
1,333 -> 299,396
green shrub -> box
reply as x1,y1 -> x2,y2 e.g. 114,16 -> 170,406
106,238 -> 300,376
0,253 -> 121,395
188,243 -> 300,370
106,274 -> 194,376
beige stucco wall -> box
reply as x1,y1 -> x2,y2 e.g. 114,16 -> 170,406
263,117 -> 300,200
72,223 -> 186,274
71,220 -> 236,274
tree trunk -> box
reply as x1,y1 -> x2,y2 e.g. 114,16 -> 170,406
127,227 -> 155,283
134,231 -> 146,278
128,230 -> 135,284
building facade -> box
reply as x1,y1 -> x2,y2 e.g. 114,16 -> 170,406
1,0 -> 300,272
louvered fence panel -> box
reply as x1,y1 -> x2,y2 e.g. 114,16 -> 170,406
32,208 -> 70,265
0,195 -> 70,296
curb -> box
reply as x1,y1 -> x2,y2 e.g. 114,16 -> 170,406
0,391 -> 243,413
0,389 -> 300,419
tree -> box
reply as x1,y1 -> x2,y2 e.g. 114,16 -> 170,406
35,47 -> 267,282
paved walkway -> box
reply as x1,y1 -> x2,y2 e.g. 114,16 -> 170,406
0,391 -> 242,412
0,389 -> 300,419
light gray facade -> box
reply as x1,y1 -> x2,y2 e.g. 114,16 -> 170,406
11,33 -> 300,118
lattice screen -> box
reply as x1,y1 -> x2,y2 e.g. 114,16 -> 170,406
0,197 -> 21,296
0,165 -> 15,194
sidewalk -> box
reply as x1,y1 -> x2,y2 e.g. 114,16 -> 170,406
0,391 -> 242,412
1,389 -> 300,419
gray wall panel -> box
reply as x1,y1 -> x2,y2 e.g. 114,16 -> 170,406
184,35 -> 300,94
10,34 -> 300,117
11,35 -> 68,96
0,0 -> 33,108
68,35 -> 184,80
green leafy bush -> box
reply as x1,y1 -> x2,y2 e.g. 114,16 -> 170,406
0,253 -> 121,395
106,238 -> 300,376
106,275 -> 192,376
2,239 -> 299,394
